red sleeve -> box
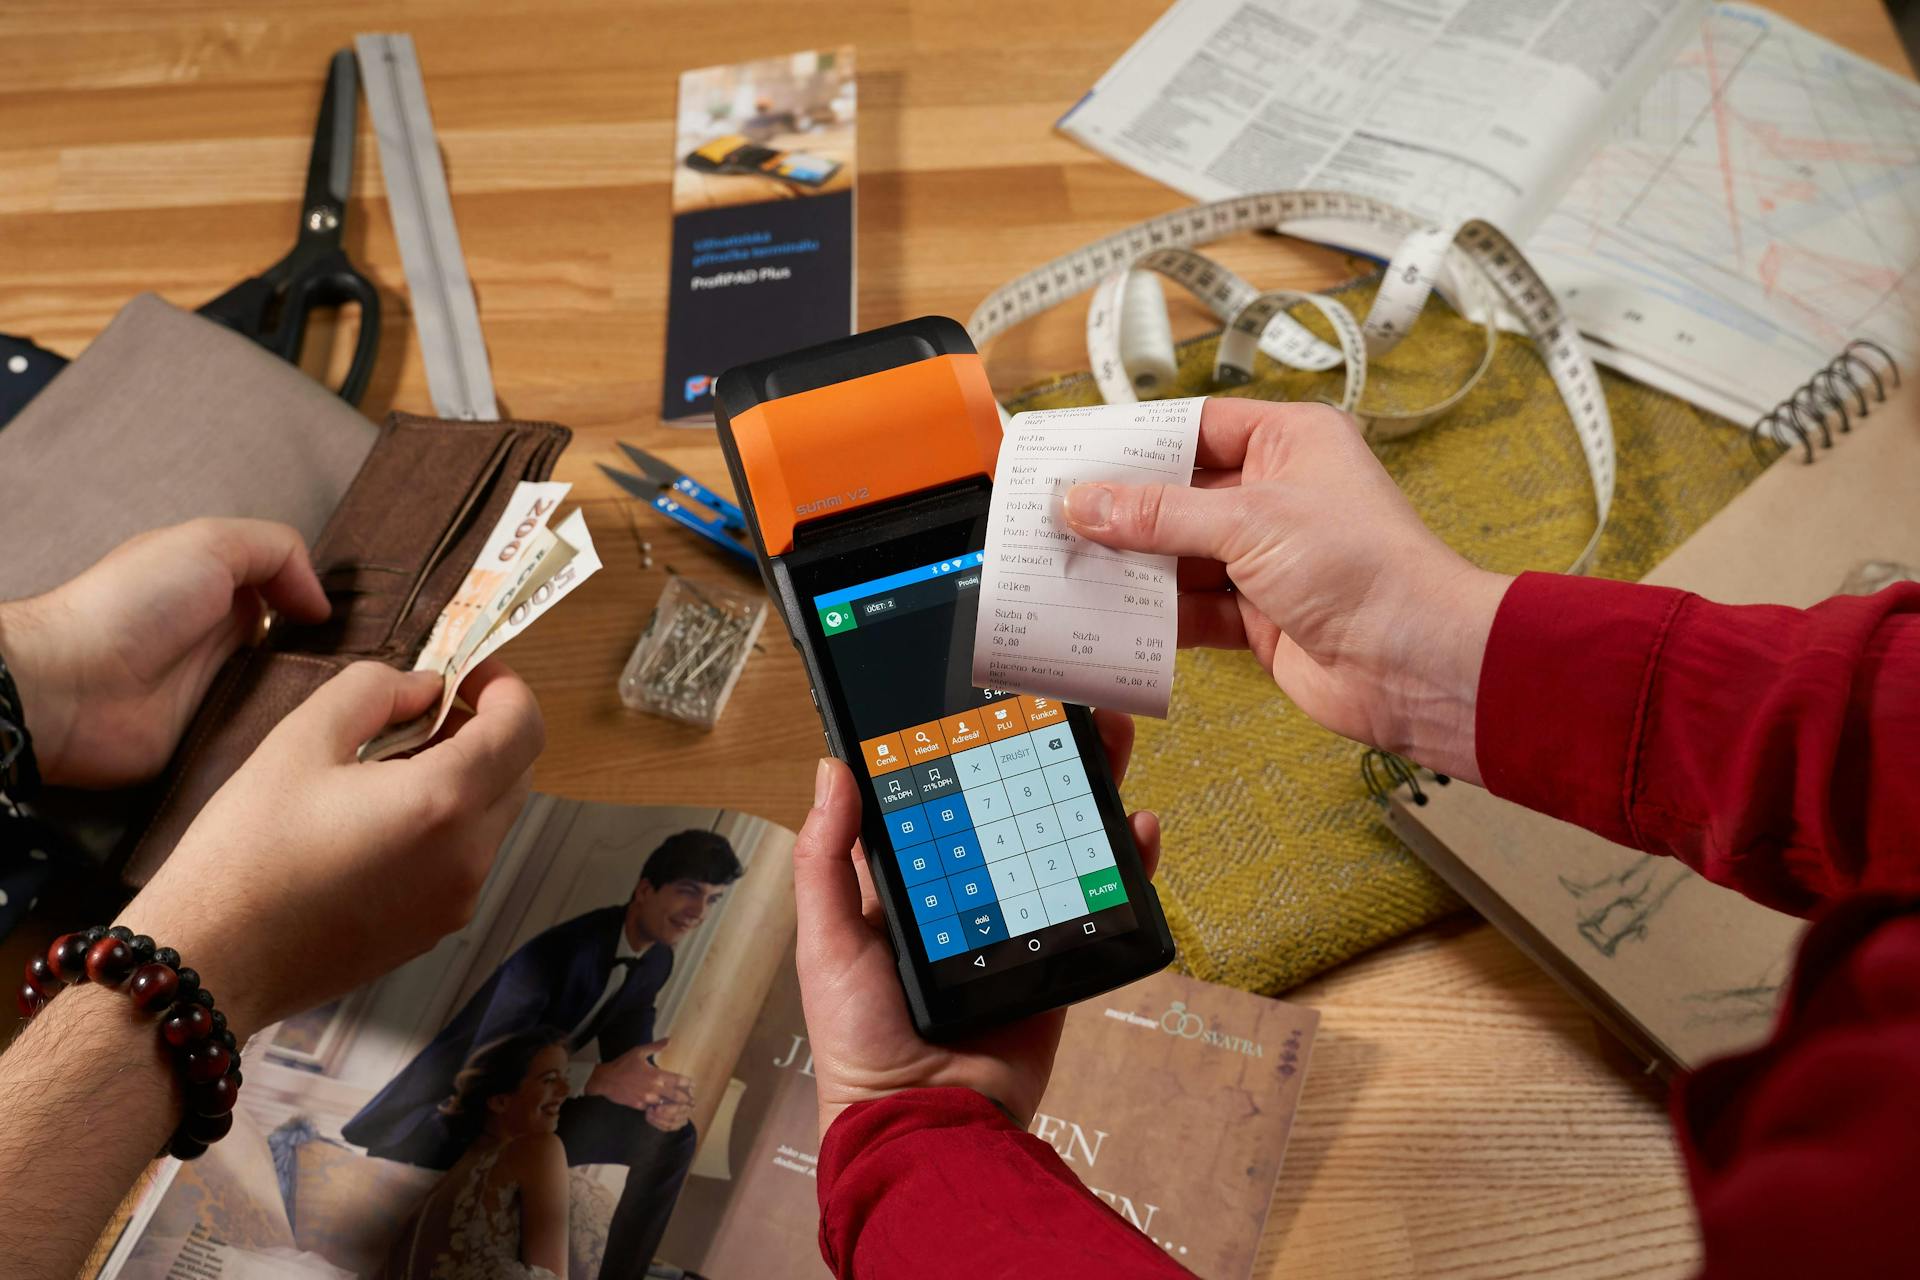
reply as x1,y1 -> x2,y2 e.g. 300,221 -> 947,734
1672,895 -> 1920,1278
1476,573 -> 1920,1276
1475,573 -> 1920,915
816,1087 -> 1192,1279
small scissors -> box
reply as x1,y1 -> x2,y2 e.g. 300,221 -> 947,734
197,49 -> 381,405
599,441 -> 756,566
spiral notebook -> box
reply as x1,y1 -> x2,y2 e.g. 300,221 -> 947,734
1383,363 -> 1917,1076
1745,341 -> 1907,464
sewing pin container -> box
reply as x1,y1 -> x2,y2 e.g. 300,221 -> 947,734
619,576 -> 767,730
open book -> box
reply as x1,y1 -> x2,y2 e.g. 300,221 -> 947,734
100,795 -> 1317,1280
1059,1 -> 1920,424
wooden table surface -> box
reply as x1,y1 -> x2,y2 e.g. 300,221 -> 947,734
2,1 -> 1908,1276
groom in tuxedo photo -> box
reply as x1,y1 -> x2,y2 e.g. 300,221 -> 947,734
344,828 -> 745,1279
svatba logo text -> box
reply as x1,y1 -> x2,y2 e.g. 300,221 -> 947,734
1160,1000 -> 1264,1057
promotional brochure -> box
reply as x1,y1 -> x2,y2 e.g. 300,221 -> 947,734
663,47 -> 858,424
100,795 -> 1318,1280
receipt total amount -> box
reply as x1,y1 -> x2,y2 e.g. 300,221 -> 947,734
971,398 -> 1205,718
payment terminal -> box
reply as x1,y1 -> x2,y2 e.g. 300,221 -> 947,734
715,316 -> 1174,1040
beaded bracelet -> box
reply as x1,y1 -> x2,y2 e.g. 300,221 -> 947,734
18,925 -> 242,1161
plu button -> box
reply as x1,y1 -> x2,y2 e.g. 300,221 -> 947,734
819,606 -> 856,636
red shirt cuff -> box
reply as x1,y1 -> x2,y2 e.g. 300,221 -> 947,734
816,1087 -> 1193,1279
818,1086 -> 1016,1192
1475,570 -> 1688,848
816,1089 -> 1019,1273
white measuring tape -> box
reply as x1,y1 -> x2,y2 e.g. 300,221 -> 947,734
967,191 -> 1614,573
355,33 -> 499,423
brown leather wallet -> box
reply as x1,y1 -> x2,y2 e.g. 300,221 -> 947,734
122,412 -> 571,884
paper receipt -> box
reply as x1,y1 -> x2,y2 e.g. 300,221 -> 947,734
971,397 -> 1205,718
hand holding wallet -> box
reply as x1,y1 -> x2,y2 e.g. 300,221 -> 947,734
123,411 -> 571,884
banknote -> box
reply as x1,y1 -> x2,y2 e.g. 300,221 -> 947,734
467,509 -> 601,669
359,484 -> 599,762
410,481 -> 572,681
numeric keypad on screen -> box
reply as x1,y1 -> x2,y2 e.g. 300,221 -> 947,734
862,695 -> 1128,962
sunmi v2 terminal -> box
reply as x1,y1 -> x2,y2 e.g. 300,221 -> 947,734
715,315 -> 1174,1041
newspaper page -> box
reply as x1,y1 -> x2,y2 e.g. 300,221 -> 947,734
1058,0 -> 1708,255
99,797 -> 796,1280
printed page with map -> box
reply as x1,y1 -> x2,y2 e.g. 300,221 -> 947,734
1529,3 -> 1920,420
1060,0 -> 1919,421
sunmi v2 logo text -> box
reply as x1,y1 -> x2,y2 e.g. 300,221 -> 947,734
795,485 -> 871,517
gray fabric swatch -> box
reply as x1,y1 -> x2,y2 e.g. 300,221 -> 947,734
0,293 -> 377,599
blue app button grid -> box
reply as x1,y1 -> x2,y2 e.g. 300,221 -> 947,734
898,846 -> 943,887
919,916 -> 967,961
927,794 -> 972,837
940,829 -> 983,872
884,804 -> 931,849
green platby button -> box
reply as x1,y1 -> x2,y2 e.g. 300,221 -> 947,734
1078,866 -> 1126,909
818,605 -> 857,636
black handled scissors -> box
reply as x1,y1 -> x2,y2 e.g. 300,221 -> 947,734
197,50 -> 381,405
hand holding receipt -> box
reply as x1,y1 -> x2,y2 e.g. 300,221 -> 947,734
972,398 -> 1204,718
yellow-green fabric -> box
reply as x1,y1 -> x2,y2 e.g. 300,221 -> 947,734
1005,280 -> 1772,995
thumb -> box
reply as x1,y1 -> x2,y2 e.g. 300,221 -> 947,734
1063,481 -> 1242,559
793,757 -> 869,971
201,518 -> 331,624
286,661 -> 445,761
